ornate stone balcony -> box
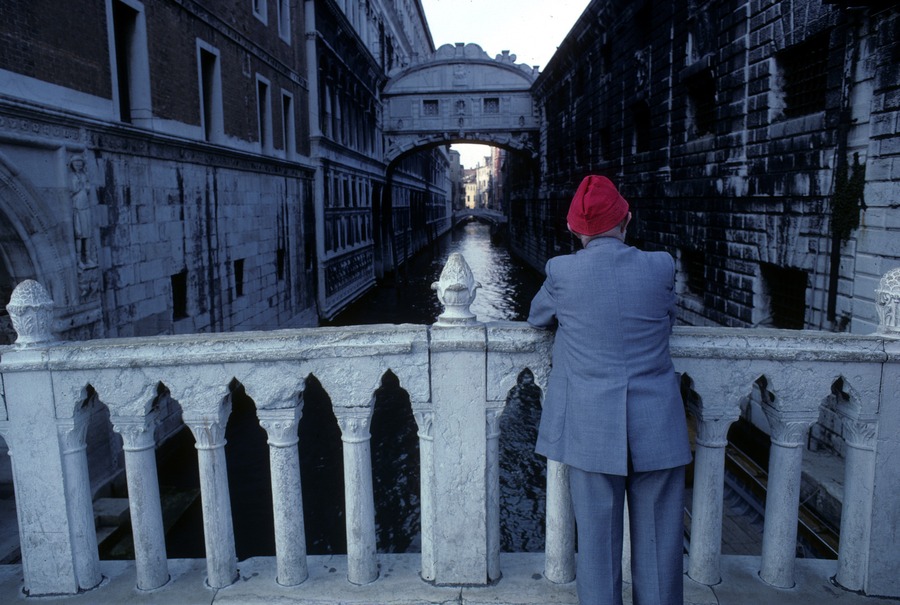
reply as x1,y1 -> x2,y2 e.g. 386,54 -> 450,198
0,261 -> 898,603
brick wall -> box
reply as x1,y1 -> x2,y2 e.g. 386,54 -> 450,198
0,0 -> 112,98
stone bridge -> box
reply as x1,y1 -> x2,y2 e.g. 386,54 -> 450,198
0,259 -> 898,602
452,207 -> 507,228
382,43 -> 540,164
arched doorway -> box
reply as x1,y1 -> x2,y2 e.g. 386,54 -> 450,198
0,205 -> 37,345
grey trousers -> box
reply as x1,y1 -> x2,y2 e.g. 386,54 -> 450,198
569,464 -> 685,605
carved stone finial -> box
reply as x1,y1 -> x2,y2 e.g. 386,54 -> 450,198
5,280 -> 57,346
875,267 -> 900,336
432,253 -> 481,325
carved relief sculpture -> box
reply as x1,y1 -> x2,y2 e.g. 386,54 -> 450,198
69,155 -> 96,269
875,266 -> 900,335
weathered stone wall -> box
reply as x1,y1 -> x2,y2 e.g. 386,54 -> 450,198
92,134 -> 318,337
509,0 -> 900,336
0,106 -> 318,340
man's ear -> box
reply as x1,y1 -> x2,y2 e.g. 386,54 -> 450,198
621,212 -> 632,232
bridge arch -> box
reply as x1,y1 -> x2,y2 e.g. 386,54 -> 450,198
382,43 -> 541,165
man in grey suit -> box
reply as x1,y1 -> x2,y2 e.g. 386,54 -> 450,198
528,175 -> 692,605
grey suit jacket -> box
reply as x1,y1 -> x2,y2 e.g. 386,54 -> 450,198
528,237 -> 692,475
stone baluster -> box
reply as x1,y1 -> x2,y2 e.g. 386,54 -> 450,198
184,402 -> 238,589
759,411 -> 816,588
834,416 -> 877,591
687,414 -> 738,585
57,414 -> 103,591
413,410 -> 436,582
486,404 -> 504,582
111,414 -> 169,590
257,406 -> 308,587
334,407 -> 378,585
544,459 -> 575,583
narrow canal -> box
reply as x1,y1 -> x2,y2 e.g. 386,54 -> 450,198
133,221 -> 547,562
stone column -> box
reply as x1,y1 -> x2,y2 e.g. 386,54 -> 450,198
111,415 -> 169,590
257,407 -> 308,587
486,405 -> 504,582
759,412 -> 815,588
334,407 -> 378,585
544,459 -> 575,583
834,417 -> 877,591
57,417 -> 103,592
184,404 -> 238,589
413,410 -> 436,582
687,415 -> 737,585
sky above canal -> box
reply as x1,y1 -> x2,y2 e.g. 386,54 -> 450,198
420,0 -> 589,168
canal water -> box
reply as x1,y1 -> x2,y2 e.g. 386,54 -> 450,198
141,221 -> 547,562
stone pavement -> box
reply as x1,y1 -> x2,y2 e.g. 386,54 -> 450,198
0,553 -> 896,604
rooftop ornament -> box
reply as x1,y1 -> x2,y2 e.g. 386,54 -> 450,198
5,279 -> 57,346
432,252 -> 481,325
876,266 -> 900,337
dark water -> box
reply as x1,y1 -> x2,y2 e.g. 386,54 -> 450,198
127,221 -> 546,561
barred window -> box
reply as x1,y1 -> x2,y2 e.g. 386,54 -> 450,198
778,34 -> 829,118
483,97 -> 500,114
423,100 -> 439,116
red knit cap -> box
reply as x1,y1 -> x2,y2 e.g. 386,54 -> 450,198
566,175 -> 630,236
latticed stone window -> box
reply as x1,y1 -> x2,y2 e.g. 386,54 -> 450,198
775,33 -> 829,118
423,100 -> 439,116
483,97 -> 500,114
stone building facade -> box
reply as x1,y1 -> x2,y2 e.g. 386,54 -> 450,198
509,0 -> 900,336
0,0 -> 452,342
308,0 -> 451,317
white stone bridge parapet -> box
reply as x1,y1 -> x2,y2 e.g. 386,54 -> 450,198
0,262 -> 898,601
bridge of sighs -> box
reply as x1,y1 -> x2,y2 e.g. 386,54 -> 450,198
382,43 -> 541,163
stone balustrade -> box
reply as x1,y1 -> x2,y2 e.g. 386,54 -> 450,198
0,262 -> 898,599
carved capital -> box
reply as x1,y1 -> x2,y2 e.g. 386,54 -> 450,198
765,416 -> 814,448
876,267 -> 900,336
184,398 -> 232,450
413,410 -> 434,441
57,419 -> 89,455
334,408 -> 373,444
6,280 -> 57,346
112,416 -> 158,452
432,253 -> 481,325
257,407 -> 302,448
486,405 -> 506,440
695,416 -> 735,448
842,419 -> 877,451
